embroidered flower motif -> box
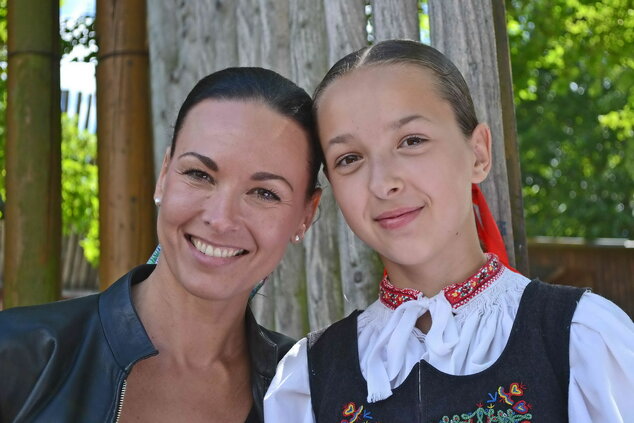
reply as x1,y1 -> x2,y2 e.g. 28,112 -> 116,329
438,382 -> 532,423
379,253 -> 503,310
340,401 -> 379,423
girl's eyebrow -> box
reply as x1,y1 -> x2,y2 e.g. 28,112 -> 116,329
178,152 -> 218,171
325,114 -> 432,151
388,114 -> 431,130
325,133 -> 354,150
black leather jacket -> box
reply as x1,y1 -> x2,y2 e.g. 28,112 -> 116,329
0,264 -> 294,422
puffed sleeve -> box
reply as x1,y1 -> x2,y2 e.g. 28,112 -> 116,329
568,292 -> 634,422
264,337 -> 316,423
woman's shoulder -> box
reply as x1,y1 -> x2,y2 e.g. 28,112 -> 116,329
0,294 -> 100,347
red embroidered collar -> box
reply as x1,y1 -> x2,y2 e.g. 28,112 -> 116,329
379,253 -> 503,310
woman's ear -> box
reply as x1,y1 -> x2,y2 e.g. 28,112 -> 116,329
154,147 -> 171,203
470,123 -> 492,184
302,188 -> 322,233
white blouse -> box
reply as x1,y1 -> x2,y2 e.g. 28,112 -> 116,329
264,266 -> 634,422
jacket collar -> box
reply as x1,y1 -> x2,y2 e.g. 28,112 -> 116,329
99,264 -> 158,372
245,306 -> 279,380
99,264 -> 283,379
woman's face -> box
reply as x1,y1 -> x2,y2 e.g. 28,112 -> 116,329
155,99 -> 320,301
316,64 -> 490,269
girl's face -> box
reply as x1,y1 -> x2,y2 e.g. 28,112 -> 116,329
317,64 -> 490,269
155,99 -> 320,302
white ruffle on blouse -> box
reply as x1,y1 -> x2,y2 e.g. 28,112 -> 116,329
264,267 -> 634,422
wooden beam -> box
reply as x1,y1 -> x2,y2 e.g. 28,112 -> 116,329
428,0 -> 523,268
96,0 -> 155,288
5,0 -> 61,307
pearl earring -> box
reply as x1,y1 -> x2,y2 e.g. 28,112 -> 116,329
154,198 -> 161,206
294,235 -> 301,242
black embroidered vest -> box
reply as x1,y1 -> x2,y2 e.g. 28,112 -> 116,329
307,280 -> 585,423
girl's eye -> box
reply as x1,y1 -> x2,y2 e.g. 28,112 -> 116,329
334,154 -> 361,168
399,136 -> 427,148
182,168 -> 214,183
250,188 -> 281,202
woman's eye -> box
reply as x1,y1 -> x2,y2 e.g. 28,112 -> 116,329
183,168 -> 213,183
334,154 -> 361,168
250,188 -> 281,202
399,136 -> 427,148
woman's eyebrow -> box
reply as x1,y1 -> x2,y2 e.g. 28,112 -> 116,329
251,172 -> 294,192
178,152 -> 219,171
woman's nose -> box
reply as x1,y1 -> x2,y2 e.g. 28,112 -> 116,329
201,191 -> 240,233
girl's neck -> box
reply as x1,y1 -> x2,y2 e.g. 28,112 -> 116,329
132,265 -> 250,368
382,243 -> 487,298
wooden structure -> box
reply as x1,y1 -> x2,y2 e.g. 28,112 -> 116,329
4,0 -> 61,307
147,0 -> 527,338
96,0 -> 155,288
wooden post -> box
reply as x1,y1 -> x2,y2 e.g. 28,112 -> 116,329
372,0 -> 419,41
147,0 -> 238,179
236,0 -> 295,333
324,0 -> 382,315
96,0 -> 155,288
491,0 -> 529,273
288,1 -> 340,332
5,0 -> 61,307
428,0 -> 522,268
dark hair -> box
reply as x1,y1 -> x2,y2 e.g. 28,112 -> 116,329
313,40 -> 478,138
171,67 -> 322,197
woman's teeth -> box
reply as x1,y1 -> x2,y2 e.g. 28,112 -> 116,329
191,237 -> 245,258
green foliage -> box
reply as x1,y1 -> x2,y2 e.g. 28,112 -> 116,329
60,15 -> 97,63
61,114 -> 99,266
0,0 -> 7,217
507,0 -> 634,238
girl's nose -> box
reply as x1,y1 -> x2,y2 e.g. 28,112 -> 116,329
368,161 -> 403,200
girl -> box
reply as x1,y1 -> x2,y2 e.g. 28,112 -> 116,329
264,40 -> 634,422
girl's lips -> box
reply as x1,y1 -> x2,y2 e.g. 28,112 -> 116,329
374,207 -> 423,230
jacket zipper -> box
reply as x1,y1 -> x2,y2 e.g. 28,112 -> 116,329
114,379 -> 127,423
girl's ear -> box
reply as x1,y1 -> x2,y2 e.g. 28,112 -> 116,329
470,123 -> 492,184
154,147 -> 171,202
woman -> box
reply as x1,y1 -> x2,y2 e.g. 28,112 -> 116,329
0,67 -> 322,423
264,40 -> 634,422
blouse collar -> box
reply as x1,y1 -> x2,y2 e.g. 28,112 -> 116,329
379,253 -> 503,310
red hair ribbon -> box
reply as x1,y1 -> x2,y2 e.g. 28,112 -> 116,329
382,184 -> 516,278
472,183 -> 515,270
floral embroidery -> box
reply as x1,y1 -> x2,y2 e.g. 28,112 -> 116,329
438,382 -> 532,423
340,401 -> 380,423
379,253 -> 503,310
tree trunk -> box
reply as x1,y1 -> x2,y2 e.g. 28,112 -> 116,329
428,0 -> 519,267
324,0 -> 381,314
4,0 -> 61,307
97,0 -> 156,288
371,0 -> 419,41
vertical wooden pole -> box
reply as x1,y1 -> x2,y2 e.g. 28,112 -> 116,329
289,1 -> 340,332
428,0 -> 520,267
324,0 -> 382,316
96,0 -> 155,288
372,0 -> 419,41
5,0 -> 61,307
491,0 -> 529,273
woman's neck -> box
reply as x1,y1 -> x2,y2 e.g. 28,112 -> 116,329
132,266 -> 250,368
